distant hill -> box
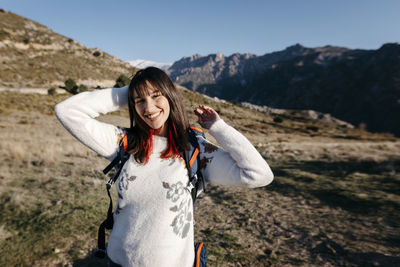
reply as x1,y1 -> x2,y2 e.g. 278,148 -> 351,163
167,44 -> 400,136
0,9 -> 137,88
128,59 -> 172,70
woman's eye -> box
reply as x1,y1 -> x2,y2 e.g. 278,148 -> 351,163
135,99 -> 144,104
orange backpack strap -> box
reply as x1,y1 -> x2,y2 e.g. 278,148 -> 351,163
195,242 -> 203,267
189,146 -> 200,168
122,134 -> 128,152
194,242 -> 207,267
189,125 -> 203,133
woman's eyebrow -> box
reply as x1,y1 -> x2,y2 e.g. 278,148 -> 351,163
134,90 -> 161,99
151,90 -> 161,95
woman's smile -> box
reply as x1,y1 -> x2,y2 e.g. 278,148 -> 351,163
145,111 -> 162,120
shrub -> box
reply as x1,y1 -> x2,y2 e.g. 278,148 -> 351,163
273,117 -> 283,123
47,88 -> 56,95
64,78 -> 78,94
306,125 -> 319,132
78,84 -> 88,92
114,74 -> 130,88
93,51 -> 101,57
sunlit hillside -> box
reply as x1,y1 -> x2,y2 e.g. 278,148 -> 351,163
0,87 -> 399,266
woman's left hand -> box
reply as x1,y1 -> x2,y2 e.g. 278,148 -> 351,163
194,105 -> 221,129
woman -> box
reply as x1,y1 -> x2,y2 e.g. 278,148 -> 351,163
54,67 -> 274,267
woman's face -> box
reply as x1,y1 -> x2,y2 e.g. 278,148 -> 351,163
134,81 -> 170,136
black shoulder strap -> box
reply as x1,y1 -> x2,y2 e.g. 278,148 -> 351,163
182,125 -> 207,206
103,129 -> 132,182
96,129 -> 132,258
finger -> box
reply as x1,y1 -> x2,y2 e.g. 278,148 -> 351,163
198,105 -> 206,113
200,105 -> 212,111
194,108 -> 204,116
199,106 -> 211,117
205,107 -> 214,116
203,106 -> 214,113
198,105 -> 208,111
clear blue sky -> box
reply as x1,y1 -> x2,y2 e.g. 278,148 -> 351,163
2,0 -> 399,63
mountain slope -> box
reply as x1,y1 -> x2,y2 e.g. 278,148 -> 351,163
167,44 -> 400,136
0,10 -> 136,88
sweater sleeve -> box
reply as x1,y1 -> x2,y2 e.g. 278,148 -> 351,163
54,86 -> 129,161
198,119 -> 274,188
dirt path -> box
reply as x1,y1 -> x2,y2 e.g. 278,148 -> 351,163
0,87 -> 66,94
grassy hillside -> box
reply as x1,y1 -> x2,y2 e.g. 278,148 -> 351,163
0,10 -> 137,88
0,88 -> 399,266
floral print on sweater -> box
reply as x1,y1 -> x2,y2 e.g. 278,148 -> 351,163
162,181 -> 192,238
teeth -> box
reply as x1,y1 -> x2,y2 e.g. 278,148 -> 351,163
146,112 -> 160,119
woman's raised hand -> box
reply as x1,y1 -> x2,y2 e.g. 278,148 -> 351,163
194,105 -> 221,129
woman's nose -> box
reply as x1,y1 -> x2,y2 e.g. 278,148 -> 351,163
144,99 -> 157,113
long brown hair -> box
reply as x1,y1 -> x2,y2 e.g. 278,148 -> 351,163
127,67 -> 190,164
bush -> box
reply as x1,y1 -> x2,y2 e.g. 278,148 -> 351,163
47,88 -> 56,95
306,125 -> 319,132
114,74 -> 130,88
93,51 -> 101,57
65,78 -> 78,94
273,117 -> 283,123
78,84 -> 88,92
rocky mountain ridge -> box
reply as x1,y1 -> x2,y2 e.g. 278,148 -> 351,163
167,44 -> 400,136
0,9 -> 136,88
167,44 -> 349,92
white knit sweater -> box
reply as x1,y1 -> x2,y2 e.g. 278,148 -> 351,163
54,86 -> 274,267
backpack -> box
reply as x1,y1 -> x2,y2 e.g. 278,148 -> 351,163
94,125 -> 207,267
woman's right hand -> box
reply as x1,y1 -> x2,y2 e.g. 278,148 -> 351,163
194,105 -> 221,130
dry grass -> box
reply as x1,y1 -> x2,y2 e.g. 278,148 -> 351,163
0,91 -> 399,266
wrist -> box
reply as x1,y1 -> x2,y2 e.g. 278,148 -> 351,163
208,118 -> 225,133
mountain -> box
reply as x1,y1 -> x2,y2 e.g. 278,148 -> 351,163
128,59 -> 172,70
0,9 -> 136,88
167,44 -> 400,136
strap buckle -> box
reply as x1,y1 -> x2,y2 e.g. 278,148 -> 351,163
186,182 -> 195,193
106,177 -> 114,189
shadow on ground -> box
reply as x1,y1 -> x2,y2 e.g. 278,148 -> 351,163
269,159 -> 400,217
311,238 -> 400,267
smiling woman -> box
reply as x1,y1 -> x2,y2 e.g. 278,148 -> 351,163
127,68 -> 189,164
54,66 -> 274,267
